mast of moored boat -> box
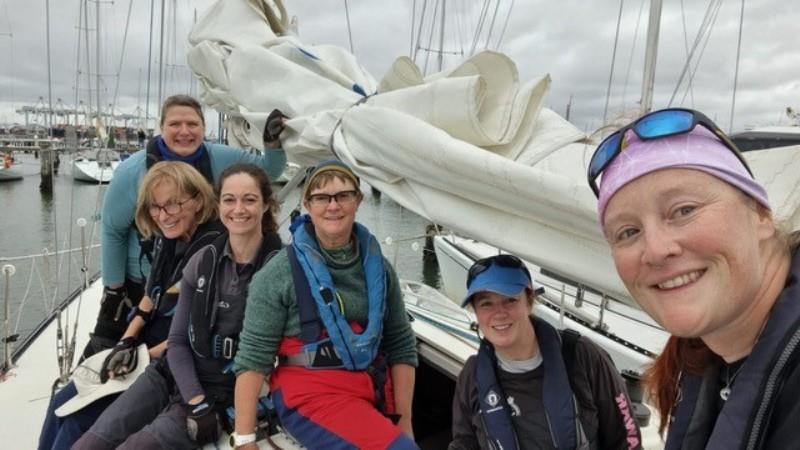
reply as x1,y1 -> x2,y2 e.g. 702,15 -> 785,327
640,0 -> 663,114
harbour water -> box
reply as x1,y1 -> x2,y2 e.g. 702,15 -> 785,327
1,151 -> 440,364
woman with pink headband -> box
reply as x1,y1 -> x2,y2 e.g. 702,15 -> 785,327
588,108 -> 800,449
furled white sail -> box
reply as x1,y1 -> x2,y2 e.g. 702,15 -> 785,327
187,0 -> 800,307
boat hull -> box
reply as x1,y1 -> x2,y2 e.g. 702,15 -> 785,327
71,160 -> 118,183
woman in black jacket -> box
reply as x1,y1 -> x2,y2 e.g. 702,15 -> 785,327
450,254 -> 641,450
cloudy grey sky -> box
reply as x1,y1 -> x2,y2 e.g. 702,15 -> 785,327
1,0 -> 797,134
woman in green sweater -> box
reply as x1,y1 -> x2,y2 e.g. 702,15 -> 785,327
231,160 -> 418,450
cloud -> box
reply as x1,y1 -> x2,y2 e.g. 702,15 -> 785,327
1,0 -> 797,134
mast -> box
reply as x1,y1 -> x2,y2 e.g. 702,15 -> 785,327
437,0 -> 445,72
95,0 -> 102,130
640,0 -> 663,114
145,0 -> 155,132
158,0 -> 166,119
45,0 -> 54,137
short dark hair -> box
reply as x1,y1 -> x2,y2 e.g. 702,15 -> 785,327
160,95 -> 205,127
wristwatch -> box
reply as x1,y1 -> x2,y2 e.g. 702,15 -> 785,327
229,431 -> 257,448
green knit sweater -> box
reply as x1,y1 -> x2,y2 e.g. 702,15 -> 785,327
233,241 -> 418,375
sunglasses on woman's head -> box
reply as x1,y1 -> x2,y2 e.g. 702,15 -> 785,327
467,254 -> 532,288
587,108 -> 753,197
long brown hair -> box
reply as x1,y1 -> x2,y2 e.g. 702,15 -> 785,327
646,227 -> 800,435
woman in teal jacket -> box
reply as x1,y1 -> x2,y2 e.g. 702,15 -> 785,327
86,95 -> 287,358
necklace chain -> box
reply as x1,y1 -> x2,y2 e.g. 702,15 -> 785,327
720,362 -> 744,401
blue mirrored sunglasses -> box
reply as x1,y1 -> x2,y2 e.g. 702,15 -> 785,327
587,108 -> 753,197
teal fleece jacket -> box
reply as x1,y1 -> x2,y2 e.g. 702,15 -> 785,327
100,142 -> 286,286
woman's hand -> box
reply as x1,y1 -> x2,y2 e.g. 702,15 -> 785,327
263,109 -> 287,149
148,340 -> 168,359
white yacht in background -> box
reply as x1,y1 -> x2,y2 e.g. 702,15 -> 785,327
71,149 -> 119,183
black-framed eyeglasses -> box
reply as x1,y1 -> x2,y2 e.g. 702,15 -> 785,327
148,193 -> 197,217
587,108 -> 753,197
467,254 -> 532,288
306,190 -> 359,208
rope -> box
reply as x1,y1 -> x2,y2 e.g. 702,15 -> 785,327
0,244 -> 101,262
12,259 -> 38,334
729,0 -> 746,133
602,0 -> 625,124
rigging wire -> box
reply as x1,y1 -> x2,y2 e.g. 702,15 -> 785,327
412,0 -> 429,62
620,0 -> 645,110
679,0 -> 695,107
422,0 -> 440,75
729,0 -> 746,133
482,0 -> 501,50
494,0 -> 514,51
603,0 -> 625,124
468,0 -> 490,56
110,0 -> 134,117
343,0 -> 355,55
676,0 -> 722,108
668,0 -> 720,106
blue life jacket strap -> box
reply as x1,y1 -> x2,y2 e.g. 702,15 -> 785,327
287,245 -> 322,344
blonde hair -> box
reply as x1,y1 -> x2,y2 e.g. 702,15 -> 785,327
134,161 -> 217,239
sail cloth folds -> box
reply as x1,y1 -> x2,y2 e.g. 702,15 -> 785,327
187,0 -> 800,308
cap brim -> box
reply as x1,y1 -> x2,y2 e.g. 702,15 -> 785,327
55,344 -> 150,417
461,283 -> 528,307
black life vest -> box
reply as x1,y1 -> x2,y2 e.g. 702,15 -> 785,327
141,220 -> 225,347
187,232 -> 282,371
665,250 -> 800,450
475,316 -> 582,450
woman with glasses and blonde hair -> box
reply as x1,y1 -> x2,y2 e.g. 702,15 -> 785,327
231,160 -> 418,449
589,108 -> 800,449
73,164 -> 283,449
449,254 -> 641,450
40,161 -> 223,449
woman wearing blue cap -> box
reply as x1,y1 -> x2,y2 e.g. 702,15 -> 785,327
449,254 -> 641,450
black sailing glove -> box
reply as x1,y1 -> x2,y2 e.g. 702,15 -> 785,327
263,109 -> 288,145
186,400 -> 221,445
99,336 -> 138,383
99,285 -> 134,323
